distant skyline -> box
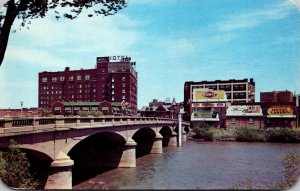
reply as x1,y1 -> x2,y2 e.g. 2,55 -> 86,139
0,0 -> 300,109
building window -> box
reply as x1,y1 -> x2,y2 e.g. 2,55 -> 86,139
77,75 -> 82,81
52,77 -> 57,82
122,89 -> 125,93
112,90 -> 114,95
112,96 -> 114,101
122,95 -> 126,100
69,76 -> 74,81
112,84 -> 114,89
112,77 -> 114,82
93,89 -> 96,93
42,77 -> 47,83
122,77 -> 126,81
60,76 -> 65,81
231,118 -> 235,124
249,118 -> 253,124
85,74 -> 90,81
122,83 -> 126,88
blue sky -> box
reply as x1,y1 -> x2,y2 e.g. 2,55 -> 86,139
0,0 -> 300,109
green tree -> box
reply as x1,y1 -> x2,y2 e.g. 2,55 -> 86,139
0,139 -> 38,189
0,0 -> 127,66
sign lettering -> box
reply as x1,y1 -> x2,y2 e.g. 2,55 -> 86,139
267,106 -> 293,115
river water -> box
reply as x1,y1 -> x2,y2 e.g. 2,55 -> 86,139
73,141 -> 300,189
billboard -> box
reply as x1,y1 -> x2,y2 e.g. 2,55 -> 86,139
192,103 -> 225,108
193,89 -> 227,102
226,105 -> 263,116
267,105 -> 293,115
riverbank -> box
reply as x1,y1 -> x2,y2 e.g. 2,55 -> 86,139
189,126 -> 300,143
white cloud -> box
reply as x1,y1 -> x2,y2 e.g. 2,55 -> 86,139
5,45 -> 68,68
216,1 -> 294,31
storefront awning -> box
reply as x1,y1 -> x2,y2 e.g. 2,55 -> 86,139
191,118 -> 220,121
267,115 -> 296,118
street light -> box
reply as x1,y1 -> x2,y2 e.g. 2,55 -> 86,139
20,101 -> 23,118
178,108 -> 185,147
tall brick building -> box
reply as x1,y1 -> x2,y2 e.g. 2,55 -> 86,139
38,56 -> 138,115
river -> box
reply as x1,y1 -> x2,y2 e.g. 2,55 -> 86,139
73,141 -> 300,189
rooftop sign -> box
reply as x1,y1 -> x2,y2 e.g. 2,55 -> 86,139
97,56 -> 131,63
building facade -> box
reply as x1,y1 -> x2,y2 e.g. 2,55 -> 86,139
184,78 -> 255,120
226,104 -> 264,129
38,56 -> 138,115
0,108 -> 40,117
139,98 -> 181,119
260,90 -> 297,128
52,100 -> 126,116
260,90 -> 294,103
190,89 -> 228,127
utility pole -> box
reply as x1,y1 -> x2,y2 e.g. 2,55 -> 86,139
178,108 -> 184,147
20,101 -> 23,118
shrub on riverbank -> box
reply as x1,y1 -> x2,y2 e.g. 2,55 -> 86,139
190,125 -> 300,143
210,128 -> 236,141
192,125 -> 214,141
235,127 -> 266,142
265,128 -> 300,143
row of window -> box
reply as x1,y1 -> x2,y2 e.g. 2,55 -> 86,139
192,84 -> 248,91
42,74 -> 91,83
231,118 -> 253,124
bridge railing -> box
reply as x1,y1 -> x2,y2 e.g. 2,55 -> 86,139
0,116 -> 177,134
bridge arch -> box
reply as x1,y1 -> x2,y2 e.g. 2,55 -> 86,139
67,131 -> 127,186
62,130 -> 126,155
159,126 -> 174,147
132,127 -> 156,158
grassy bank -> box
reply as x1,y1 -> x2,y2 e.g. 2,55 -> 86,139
190,125 -> 300,143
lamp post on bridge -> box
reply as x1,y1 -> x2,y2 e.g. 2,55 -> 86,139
20,101 -> 23,118
178,108 -> 184,147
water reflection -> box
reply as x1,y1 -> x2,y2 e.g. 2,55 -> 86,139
74,141 -> 300,189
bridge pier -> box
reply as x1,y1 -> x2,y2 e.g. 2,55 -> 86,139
119,138 -> 137,168
150,134 -> 163,154
169,132 -> 178,146
182,132 -> 187,142
45,152 -> 74,189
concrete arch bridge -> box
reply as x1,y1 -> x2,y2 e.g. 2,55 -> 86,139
0,116 -> 190,189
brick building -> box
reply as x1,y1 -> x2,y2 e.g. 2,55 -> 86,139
260,90 -> 297,128
0,108 -> 40,117
38,56 -> 137,115
226,103 -> 264,129
139,98 -> 181,119
260,90 -> 294,103
52,100 -> 126,116
184,78 -> 255,120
